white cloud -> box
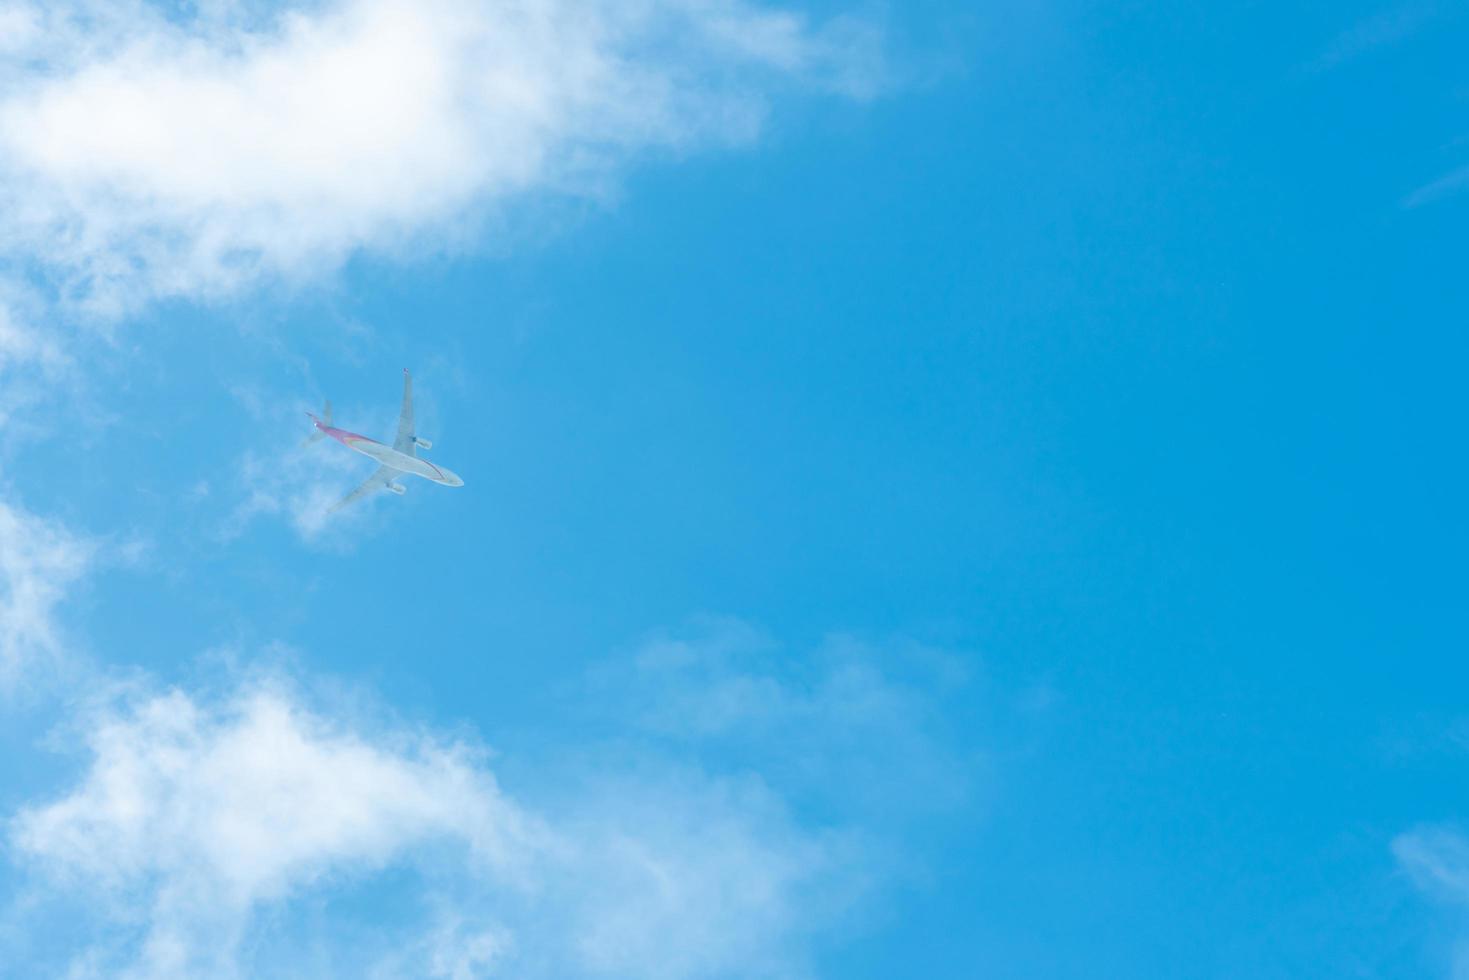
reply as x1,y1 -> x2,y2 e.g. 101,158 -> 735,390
9,661 -> 885,978
0,0 -> 881,317
0,498 -> 94,685
12,677 -> 539,978
15,686 -> 533,893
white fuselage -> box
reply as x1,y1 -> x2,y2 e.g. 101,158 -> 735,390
321,425 -> 464,486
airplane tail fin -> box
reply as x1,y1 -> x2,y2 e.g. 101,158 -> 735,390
302,399 -> 332,447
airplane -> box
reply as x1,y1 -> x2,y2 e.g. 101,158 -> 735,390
305,369 -> 464,513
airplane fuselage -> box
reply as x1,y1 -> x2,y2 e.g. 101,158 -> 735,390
312,422 -> 464,487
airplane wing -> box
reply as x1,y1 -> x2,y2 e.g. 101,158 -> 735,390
328,466 -> 394,513
393,369 -> 415,455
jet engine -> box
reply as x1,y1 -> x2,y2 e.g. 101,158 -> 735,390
387,482 -> 406,495
413,436 -> 433,450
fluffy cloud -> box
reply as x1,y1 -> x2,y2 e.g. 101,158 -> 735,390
0,498 -> 94,684
0,0 -> 881,316
8,636 -> 931,978
13,679 -> 538,978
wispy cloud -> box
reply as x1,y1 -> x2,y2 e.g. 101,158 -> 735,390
0,0 -> 882,319
222,439 -> 383,544
1307,2 -> 1440,73
1404,164 -> 1469,209
1392,825 -> 1469,977
1396,825 -> 1469,903
585,617 -> 975,816
0,287 -> 76,449
0,498 -> 94,687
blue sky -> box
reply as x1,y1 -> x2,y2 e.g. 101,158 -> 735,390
1,1 -> 1468,977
